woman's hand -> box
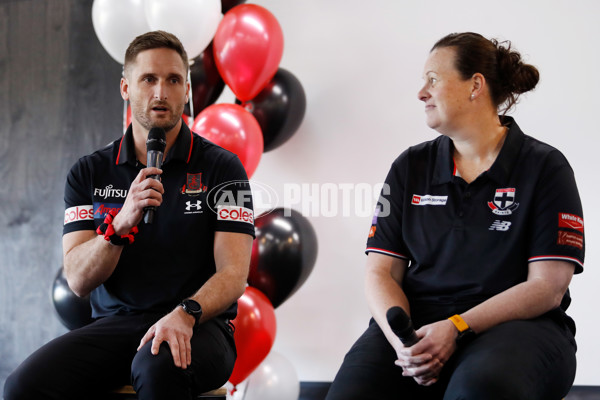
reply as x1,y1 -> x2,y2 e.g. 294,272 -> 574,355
395,319 -> 458,386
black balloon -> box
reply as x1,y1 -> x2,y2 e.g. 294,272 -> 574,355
249,208 -> 318,308
237,68 -> 306,152
52,267 -> 93,330
185,41 -> 225,117
221,0 -> 246,13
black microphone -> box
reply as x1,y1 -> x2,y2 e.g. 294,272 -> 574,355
143,127 -> 166,224
386,306 -> 419,347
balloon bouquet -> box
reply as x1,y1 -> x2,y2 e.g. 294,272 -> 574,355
92,0 -> 307,175
54,1 -> 316,399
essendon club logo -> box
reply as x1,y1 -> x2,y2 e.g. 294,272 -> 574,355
488,188 -> 519,216
181,173 -> 207,195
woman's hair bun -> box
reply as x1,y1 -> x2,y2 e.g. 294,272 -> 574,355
495,39 -> 540,96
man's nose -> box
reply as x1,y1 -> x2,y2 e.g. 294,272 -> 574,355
153,81 -> 168,100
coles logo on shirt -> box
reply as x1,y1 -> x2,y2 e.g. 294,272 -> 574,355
217,206 -> 254,225
558,213 -> 584,233
64,205 -> 94,225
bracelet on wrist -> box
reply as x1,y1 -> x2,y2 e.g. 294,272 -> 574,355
96,209 -> 138,246
448,314 -> 470,332
448,314 -> 476,345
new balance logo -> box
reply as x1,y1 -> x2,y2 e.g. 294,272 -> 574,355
489,220 -> 511,231
186,200 -> 202,211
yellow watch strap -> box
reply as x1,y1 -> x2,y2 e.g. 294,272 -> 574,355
448,314 -> 470,333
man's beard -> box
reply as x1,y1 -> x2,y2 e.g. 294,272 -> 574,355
131,100 -> 184,131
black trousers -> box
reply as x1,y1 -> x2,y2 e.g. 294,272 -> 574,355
4,313 -> 236,400
326,315 -> 576,400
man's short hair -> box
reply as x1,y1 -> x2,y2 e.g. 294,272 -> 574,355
123,30 -> 189,77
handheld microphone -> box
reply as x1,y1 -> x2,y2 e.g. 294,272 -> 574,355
386,306 -> 419,347
143,127 -> 166,224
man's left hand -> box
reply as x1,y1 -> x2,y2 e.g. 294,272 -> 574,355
137,308 -> 195,369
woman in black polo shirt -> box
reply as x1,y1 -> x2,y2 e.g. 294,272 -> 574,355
327,32 -> 584,400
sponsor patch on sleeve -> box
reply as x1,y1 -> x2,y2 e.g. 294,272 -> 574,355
557,230 -> 584,250
368,225 -> 376,238
558,213 -> 584,233
64,205 -> 94,225
217,205 -> 254,225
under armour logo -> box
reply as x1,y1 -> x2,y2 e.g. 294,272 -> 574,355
186,200 -> 202,211
489,220 -> 511,231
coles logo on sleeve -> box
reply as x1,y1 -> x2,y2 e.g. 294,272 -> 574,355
558,213 -> 584,233
217,206 -> 254,225
64,205 -> 94,225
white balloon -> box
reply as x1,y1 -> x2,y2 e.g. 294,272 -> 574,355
243,351 -> 300,400
92,0 -> 151,64
143,0 -> 222,59
225,381 -> 247,400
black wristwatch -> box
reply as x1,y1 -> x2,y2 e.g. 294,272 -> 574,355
456,327 -> 476,345
179,299 -> 203,326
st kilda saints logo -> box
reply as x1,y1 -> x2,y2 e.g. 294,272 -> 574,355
488,188 -> 519,216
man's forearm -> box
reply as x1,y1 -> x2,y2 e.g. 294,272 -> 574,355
63,231 -> 124,297
187,265 -> 247,323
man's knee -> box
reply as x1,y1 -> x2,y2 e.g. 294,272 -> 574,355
131,342 -> 189,393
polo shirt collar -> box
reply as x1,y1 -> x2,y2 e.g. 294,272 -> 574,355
486,116 -> 525,185
116,122 -> 194,166
432,116 -> 525,186
433,135 -> 455,185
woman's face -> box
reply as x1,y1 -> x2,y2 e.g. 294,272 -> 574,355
417,47 -> 473,135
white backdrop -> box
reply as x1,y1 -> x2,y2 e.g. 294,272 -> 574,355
224,0 -> 600,385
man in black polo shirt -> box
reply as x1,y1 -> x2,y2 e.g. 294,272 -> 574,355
4,31 -> 254,400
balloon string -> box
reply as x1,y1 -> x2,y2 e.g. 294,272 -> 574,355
122,66 -> 127,135
187,66 -> 194,127
241,382 -> 248,400
122,99 -> 128,135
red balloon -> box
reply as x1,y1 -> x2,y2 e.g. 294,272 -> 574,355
213,4 -> 284,101
192,103 -> 263,177
229,287 -> 277,386
125,105 -> 189,128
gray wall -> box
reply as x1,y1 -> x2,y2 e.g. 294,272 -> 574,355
0,0 -> 122,392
